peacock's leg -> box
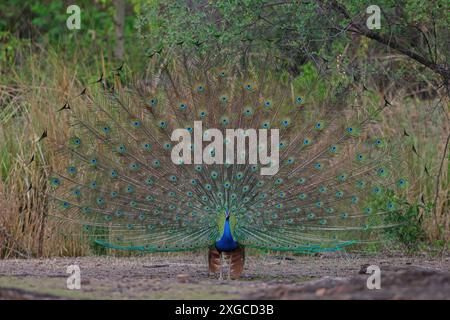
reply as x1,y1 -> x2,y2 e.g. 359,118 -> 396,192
219,252 -> 223,280
227,254 -> 231,280
208,247 -> 221,277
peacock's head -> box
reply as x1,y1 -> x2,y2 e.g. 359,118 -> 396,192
225,209 -> 230,220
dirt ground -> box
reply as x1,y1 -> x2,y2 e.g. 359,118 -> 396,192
0,252 -> 449,299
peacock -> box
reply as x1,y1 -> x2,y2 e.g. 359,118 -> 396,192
48,60 -> 412,280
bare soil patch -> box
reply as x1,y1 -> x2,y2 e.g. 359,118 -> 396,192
0,253 -> 448,299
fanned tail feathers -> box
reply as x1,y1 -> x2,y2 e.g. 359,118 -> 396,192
48,60 -> 413,253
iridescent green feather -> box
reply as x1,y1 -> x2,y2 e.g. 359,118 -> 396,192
49,60 -> 413,253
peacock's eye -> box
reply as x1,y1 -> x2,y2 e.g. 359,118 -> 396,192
152,160 -> 160,167
398,178 -> 407,188
70,137 -> 82,146
129,163 -> 140,170
149,98 -> 158,106
50,177 -> 61,187
67,166 -> 77,174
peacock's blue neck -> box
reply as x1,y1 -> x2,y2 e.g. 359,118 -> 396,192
215,219 -> 238,252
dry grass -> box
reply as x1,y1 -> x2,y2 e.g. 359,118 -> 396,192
0,46 -> 448,258
379,93 -> 449,242
0,48 -> 93,257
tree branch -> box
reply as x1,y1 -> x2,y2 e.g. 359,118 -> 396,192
323,0 -> 449,85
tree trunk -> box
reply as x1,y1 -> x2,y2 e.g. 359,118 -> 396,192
113,0 -> 125,61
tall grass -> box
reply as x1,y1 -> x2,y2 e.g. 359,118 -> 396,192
378,96 -> 449,249
0,44 -> 448,258
0,45 -> 102,257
